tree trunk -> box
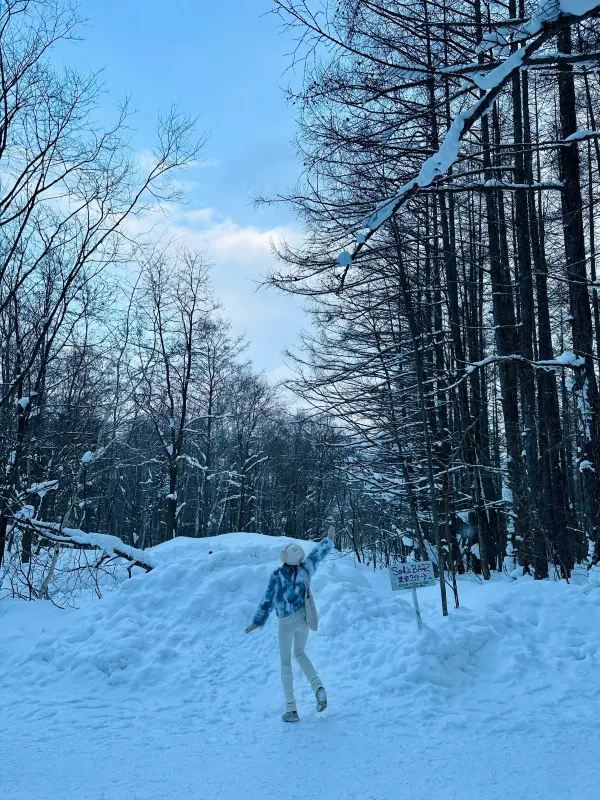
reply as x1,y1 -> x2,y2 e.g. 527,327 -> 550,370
556,28 -> 600,567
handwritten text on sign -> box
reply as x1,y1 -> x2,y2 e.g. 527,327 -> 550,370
389,560 -> 436,591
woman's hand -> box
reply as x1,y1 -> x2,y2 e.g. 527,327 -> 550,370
245,623 -> 259,634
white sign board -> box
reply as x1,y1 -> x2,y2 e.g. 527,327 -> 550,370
389,560 -> 436,591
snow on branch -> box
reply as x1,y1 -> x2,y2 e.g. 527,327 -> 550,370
338,0 -> 600,282
535,351 -> 586,367
562,129 -> 600,143
440,350 -> 587,392
465,354 -> 529,375
14,520 -> 156,572
421,179 -> 565,192
464,350 -> 585,376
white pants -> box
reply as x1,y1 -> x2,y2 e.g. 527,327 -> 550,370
278,609 -> 322,711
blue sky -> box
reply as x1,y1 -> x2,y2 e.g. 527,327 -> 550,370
68,1 -> 306,378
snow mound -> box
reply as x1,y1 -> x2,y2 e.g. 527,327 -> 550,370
3,533 -> 600,733
6,534 -> 368,696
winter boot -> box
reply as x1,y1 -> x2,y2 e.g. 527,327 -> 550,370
316,686 -> 327,712
282,710 -> 300,723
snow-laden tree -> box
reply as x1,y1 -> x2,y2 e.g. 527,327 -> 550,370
270,0 -> 600,581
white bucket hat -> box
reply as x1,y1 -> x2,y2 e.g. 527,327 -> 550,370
280,543 -> 305,566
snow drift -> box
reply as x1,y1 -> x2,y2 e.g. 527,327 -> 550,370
5,533 -> 600,715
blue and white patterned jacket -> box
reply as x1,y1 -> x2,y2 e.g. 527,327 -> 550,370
252,538 -> 334,627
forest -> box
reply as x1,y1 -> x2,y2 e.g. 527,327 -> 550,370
2,0 -> 600,605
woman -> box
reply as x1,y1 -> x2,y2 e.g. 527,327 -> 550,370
245,534 -> 335,722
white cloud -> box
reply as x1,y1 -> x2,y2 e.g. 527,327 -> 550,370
177,213 -> 298,267
126,202 -> 307,378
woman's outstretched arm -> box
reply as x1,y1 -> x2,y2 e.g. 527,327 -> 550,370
303,536 -> 335,578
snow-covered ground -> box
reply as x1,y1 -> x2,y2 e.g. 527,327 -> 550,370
2,533 -> 598,800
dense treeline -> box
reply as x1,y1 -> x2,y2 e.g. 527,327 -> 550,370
1,229 -> 393,596
270,0 -> 600,585
5,0 -> 600,602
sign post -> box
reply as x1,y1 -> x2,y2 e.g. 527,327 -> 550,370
389,560 -> 436,632
411,587 -> 423,632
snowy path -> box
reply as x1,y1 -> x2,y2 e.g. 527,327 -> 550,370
2,534 -> 599,800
